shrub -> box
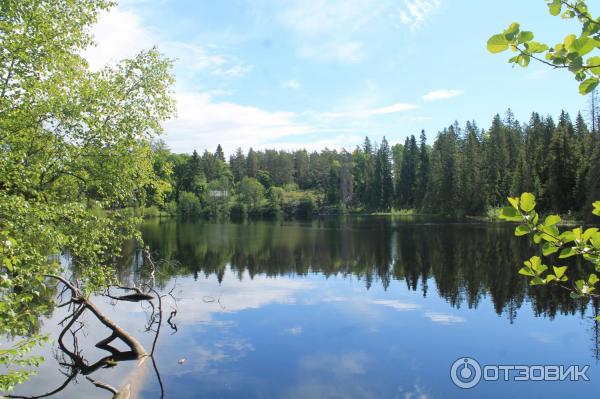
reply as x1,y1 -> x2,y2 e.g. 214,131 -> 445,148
178,191 -> 202,217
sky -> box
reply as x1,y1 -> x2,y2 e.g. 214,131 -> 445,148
84,0 -> 595,155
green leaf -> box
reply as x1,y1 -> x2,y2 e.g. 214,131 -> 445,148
544,214 -> 561,226
528,256 -> 547,274
508,197 -> 519,209
587,56 -> 600,75
559,247 -> 577,258
503,22 -> 520,40
487,34 -> 510,53
559,230 -> 576,243
584,228 -> 599,242
579,77 -> 599,94
519,267 -> 535,277
531,277 -> 545,285
500,206 -> 522,221
524,41 -> 549,53
589,274 -> 599,285
545,274 -> 557,283
517,54 -> 531,67
542,242 -> 559,256
570,37 -> 597,56
515,224 -> 531,236
553,266 -> 567,279
548,0 -> 562,16
591,232 -> 600,248
517,31 -> 534,44
519,192 -> 536,212
564,34 -> 577,49
593,201 -> 600,216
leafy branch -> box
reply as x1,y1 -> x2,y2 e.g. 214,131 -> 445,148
500,193 -> 600,307
487,0 -> 600,94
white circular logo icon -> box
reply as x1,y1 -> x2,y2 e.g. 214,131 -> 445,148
451,357 -> 482,389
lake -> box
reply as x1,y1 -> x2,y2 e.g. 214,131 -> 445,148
6,217 -> 600,398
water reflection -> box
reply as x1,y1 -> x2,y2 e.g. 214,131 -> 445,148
134,217 -> 595,321
6,217 -> 600,398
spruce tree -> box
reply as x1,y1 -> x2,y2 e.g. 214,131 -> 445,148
414,130 -> 430,207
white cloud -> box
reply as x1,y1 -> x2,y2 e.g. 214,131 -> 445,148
422,89 -> 464,101
263,134 -> 362,152
398,0 -> 441,30
278,0 -> 389,63
279,0 -> 381,37
424,312 -> 465,324
165,91 -> 314,154
319,102 -> 418,118
84,6 -> 251,78
84,7 -> 152,70
85,6 -> 313,155
284,326 -> 303,336
283,79 -> 301,90
372,299 -> 422,311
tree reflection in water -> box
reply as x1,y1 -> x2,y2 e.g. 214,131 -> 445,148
6,252 -> 177,399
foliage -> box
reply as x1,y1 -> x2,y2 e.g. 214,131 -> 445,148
487,0 -> 600,94
177,191 -> 202,217
236,177 -> 265,210
500,193 -> 600,304
0,336 -> 48,392
0,0 -> 175,390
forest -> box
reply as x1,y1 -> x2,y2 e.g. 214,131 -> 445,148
143,106 -> 600,219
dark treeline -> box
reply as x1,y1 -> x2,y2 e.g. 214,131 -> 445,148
145,107 -> 600,218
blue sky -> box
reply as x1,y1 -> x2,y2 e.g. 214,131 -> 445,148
86,0 -> 595,154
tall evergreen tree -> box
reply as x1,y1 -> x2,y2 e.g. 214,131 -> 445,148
546,111 -> 577,213
398,135 -> 418,208
215,144 -> 226,162
230,148 -> 246,182
378,137 -> 394,211
414,130 -> 430,207
246,148 -> 258,178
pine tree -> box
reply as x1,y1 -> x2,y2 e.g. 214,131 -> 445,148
414,130 -> 430,207
215,144 -> 225,162
574,112 -> 592,211
460,121 -> 487,214
246,148 -> 258,178
546,111 -> 577,213
230,148 -> 246,182
398,135 -> 418,208
379,137 -> 394,211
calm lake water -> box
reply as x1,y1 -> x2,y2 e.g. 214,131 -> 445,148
6,217 -> 600,398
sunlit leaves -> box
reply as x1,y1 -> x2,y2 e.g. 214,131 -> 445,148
579,77 -> 599,94
504,191 -> 600,297
487,0 -> 599,95
519,192 -> 536,212
548,0 -> 562,16
593,201 -> 600,216
0,0 -> 175,392
487,34 -> 509,53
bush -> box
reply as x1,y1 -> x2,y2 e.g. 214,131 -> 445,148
178,191 -> 202,217
164,201 -> 178,216
296,194 -> 317,218
230,202 -> 248,218
143,205 -> 161,218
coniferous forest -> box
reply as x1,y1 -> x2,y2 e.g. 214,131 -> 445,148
145,107 -> 600,219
